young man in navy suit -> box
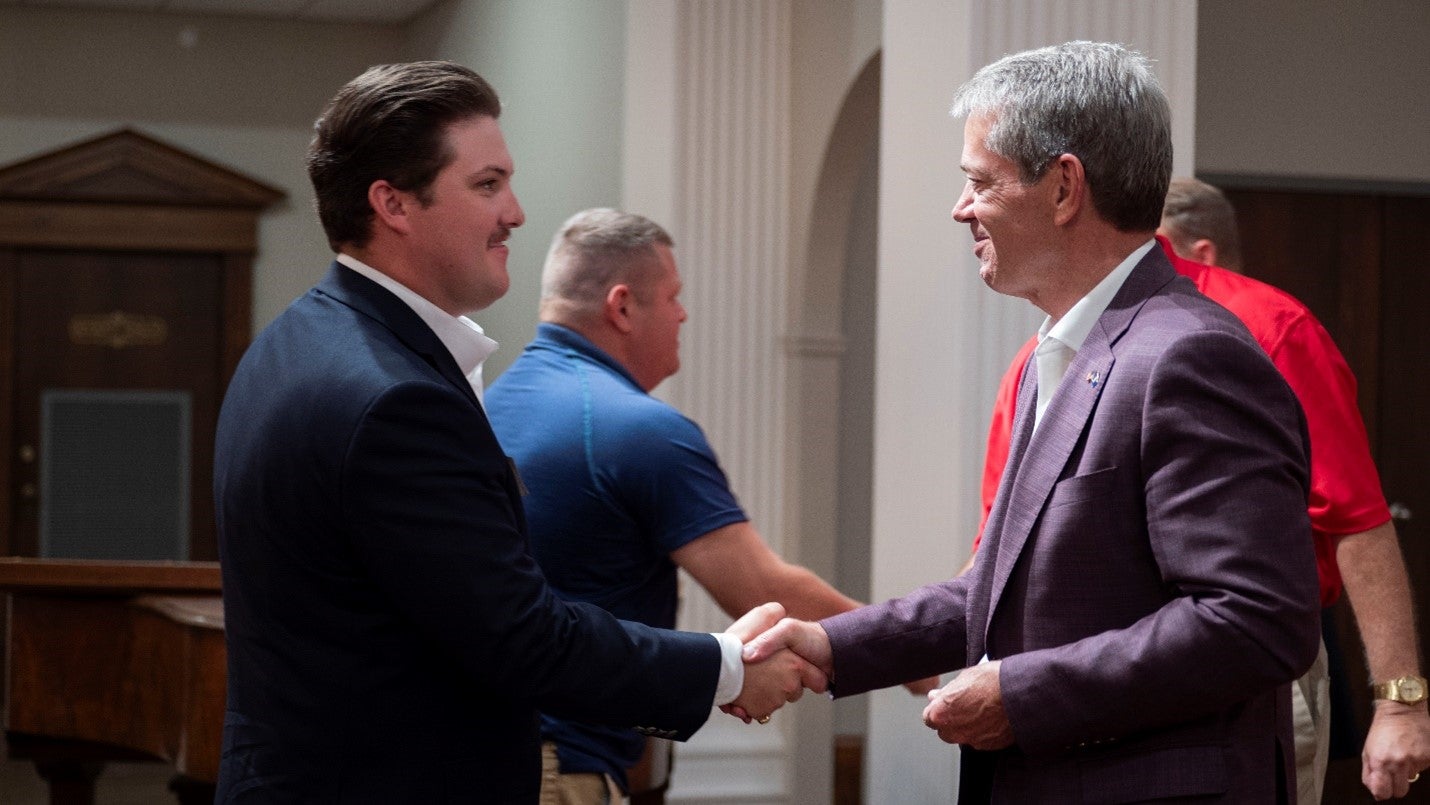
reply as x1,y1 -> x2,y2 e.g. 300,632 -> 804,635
213,61 -> 822,804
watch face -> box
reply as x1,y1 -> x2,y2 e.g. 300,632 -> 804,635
1402,678 -> 1427,702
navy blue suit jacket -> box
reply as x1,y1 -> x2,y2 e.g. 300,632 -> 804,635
214,264 -> 720,803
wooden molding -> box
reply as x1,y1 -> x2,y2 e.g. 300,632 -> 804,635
0,200 -> 260,252
0,558 -> 221,594
0,128 -> 284,209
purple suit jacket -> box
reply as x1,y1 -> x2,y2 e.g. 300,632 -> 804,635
822,249 -> 1320,804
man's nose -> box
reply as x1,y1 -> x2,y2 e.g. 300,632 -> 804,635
951,182 -> 974,223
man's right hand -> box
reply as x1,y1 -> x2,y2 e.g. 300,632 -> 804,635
719,612 -> 832,723
742,617 -> 834,678
726,645 -> 827,723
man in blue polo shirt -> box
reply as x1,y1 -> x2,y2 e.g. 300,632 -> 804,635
487,208 -> 917,805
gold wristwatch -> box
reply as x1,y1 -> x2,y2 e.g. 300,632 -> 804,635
1372,675 -> 1428,705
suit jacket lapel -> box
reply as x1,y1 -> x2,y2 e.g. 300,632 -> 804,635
316,262 -> 482,409
979,249 -> 1177,653
967,351 -> 1036,663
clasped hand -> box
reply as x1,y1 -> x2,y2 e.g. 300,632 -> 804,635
723,606 -> 948,727
720,603 -> 828,723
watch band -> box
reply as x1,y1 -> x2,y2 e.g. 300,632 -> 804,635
1372,675 -> 1428,704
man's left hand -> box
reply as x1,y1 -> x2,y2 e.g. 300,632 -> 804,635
1362,702 -> 1430,800
922,660 -> 1014,750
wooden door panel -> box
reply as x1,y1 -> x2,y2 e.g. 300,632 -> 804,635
1378,195 -> 1429,658
1225,185 -> 1429,804
1224,189 -> 1383,442
10,250 -> 222,559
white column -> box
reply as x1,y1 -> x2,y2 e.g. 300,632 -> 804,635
871,1 -> 1197,801
625,1 -> 795,802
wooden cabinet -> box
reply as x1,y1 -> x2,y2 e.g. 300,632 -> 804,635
0,130 -> 282,561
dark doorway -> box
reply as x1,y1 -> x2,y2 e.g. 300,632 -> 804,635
1220,182 -> 1429,804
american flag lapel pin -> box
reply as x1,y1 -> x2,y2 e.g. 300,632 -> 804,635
1086,370 -> 1101,388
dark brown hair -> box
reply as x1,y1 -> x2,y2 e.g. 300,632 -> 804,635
307,61 -> 501,249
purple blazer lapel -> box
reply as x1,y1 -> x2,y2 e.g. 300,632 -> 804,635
982,345 -> 1112,634
968,351 -> 1036,662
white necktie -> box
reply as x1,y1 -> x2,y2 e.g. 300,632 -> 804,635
1034,337 -> 1074,429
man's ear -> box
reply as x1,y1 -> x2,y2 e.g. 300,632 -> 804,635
368,180 -> 414,236
1189,238 -> 1219,267
1051,154 -> 1087,226
605,284 -> 635,333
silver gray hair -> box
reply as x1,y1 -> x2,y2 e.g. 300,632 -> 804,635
950,40 -> 1172,232
540,208 -> 674,322
1161,176 -> 1242,271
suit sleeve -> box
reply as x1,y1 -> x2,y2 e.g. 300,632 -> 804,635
998,330 -> 1321,752
820,575 -> 971,696
341,379 -> 719,739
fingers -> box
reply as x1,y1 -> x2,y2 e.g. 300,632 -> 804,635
725,602 -> 786,643
723,617 -> 834,724
1362,763 -> 1391,800
798,657 -> 830,695
916,665 -> 1014,751
1360,710 -> 1430,800
922,679 -> 955,730
1364,764 -> 1419,800
719,703 -> 751,723
742,617 -> 834,677
730,647 -> 822,722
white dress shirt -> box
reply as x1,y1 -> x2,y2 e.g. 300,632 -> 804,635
1033,239 -> 1155,428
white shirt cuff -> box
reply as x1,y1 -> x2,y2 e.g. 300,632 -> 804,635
711,631 -> 745,706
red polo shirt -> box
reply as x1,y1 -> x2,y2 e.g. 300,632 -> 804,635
974,236 -> 1391,606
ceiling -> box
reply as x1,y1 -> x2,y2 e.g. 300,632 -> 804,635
0,0 -> 444,24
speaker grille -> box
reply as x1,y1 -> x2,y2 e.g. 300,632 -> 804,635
40,389 -> 190,560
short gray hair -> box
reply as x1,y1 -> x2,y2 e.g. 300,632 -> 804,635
1161,177 -> 1242,271
951,41 -> 1172,232
540,208 -> 674,322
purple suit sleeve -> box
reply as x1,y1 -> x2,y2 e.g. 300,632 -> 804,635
821,575 -> 971,697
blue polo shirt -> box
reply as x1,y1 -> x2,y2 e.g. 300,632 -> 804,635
485,322 -> 748,789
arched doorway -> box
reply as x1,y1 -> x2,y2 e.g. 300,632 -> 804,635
785,50 -> 880,803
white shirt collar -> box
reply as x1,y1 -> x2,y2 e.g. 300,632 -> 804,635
335,253 -> 498,400
1039,238 -> 1156,353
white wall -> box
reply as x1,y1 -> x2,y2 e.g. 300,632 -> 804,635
0,2 -> 632,375
1196,0 -> 1430,184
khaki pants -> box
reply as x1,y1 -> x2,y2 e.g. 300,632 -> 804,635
1292,639 -> 1331,805
540,741 -> 624,805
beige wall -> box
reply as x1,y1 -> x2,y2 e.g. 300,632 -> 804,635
1197,0 -> 1430,184
407,0 -> 627,380
0,6 -> 400,332
1,1 -> 629,371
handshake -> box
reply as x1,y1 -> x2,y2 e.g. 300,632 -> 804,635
716,602 -> 835,724
716,602 -> 1012,750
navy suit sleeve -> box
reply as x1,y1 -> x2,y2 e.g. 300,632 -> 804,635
342,378 -> 719,737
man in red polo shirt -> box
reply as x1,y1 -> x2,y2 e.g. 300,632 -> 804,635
972,178 -> 1429,802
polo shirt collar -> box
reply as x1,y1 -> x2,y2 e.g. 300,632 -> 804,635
535,322 -> 645,392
